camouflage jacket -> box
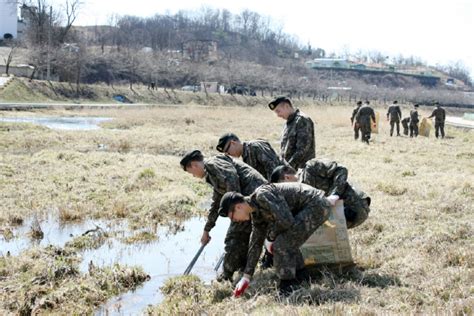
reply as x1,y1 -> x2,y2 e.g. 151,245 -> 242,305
355,105 -> 376,125
299,159 -> 349,197
244,182 -> 328,276
387,105 -> 402,122
351,106 -> 361,124
204,154 -> 267,232
401,117 -> 410,127
242,140 -> 284,181
410,109 -> 419,124
428,107 -> 446,122
281,109 -> 315,170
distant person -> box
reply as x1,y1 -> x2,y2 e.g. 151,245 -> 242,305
387,100 -> 402,137
351,101 -> 363,140
216,133 -> 285,181
268,96 -> 315,170
401,117 -> 410,136
217,183 -> 331,296
409,104 -> 420,137
271,159 -> 371,229
180,150 -> 267,282
355,100 -> 376,144
427,102 -> 446,138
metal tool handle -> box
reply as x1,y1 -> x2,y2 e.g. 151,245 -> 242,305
214,253 -> 225,272
183,244 -> 206,275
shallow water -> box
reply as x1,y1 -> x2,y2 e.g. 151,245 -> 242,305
0,116 -> 112,130
0,214 -> 229,315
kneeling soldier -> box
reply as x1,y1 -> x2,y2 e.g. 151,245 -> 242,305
271,159 -> 371,229
218,183 -> 331,296
180,150 -> 267,281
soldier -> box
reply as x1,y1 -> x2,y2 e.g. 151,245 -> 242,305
180,150 -> 267,281
355,100 -> 376,144
351,101 -> 363,140
271,159 -> 371,229
409,104 -> 420,137
218,182 -> 332,296
216,133 -> 284,181
268,96 -> 315,170
387,100 -> 402,137
401,117 -> 410,136
427,102 -> 446,138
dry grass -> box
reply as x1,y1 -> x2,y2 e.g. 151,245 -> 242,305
1,101 -> 473,314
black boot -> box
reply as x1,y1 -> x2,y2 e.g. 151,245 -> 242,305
295,268 -> 311,284
279,279 -> 300,296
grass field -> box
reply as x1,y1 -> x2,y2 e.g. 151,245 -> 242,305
0,103 -> 473,314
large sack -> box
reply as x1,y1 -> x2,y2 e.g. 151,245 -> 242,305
419,117 -> 432,137
371,112 -> 380,133
300,200 -> 353,266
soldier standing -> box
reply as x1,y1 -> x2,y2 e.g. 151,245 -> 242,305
271,159 -> 371,229
216,133 -> 284,181
355,100 -> 376,144
218,183 -> 331,296
401,117 -> 410,136
351,101 -> 363,140
180,150 -> 267,281
409,104 -> 420,137
268,96 -> 315,170
427,102 -> 446,138
387,100 -> 402,137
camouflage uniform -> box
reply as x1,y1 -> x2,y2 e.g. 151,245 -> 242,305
428,107 -> 446,138
401,117 -> 410,136
244,183 -> 331,280
204,154 -> 267,278
355,105 -> 376,144
299,159 -> 370,229
387,104 -> 402,136
242,140 -> 285,181
351,105 -> 362,140
409,109 -> 419,137
281,109 -> 315,170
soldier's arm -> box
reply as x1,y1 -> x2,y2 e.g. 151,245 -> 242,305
441,109 -> 446,121
386,108 -> 390,119
243,219 -> 268,276
204,189 -> 222,232
256,190 -> 295,238
397,107 -> 402,120
371,109 -> 376,122
259,142 -> 282,180
287,118 -> 314,168
326,162 -> 348,196
350,109 -> 357,123
207,158 -> 241,194
427,110 -> 435,119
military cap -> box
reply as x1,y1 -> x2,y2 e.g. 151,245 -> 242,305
179,150 -> 204,170
218,191 -> 245,217
268,96 -> 292,110
393,100 -> 398,104
414,104 -> 419,108
216,133 -> 239,152
365,100 -> 370,104
434,101 -> 439,106
357,101 -> 362,105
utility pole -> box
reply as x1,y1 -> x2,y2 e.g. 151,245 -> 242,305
46,5 -> 52,81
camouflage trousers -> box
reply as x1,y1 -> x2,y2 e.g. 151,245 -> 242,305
273,201 -> 331,280
359,122 -> 372,144
435,121 -> 445,138
353,123 -> 360,140
409,123 -> 418,137
222,220 -> 252,278
402,121 -> 409,135
341,186 -> 371,229
390,120 -> 400,136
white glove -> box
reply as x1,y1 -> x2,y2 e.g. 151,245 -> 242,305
264,239 -> 274,254
233,276 -> 250,297
327,195 -> 340,206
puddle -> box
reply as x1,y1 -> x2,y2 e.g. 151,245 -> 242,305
92,217 -> 229,315
0,116 -> 112,130
0,215 -> 114,256
0,214 -> 230,315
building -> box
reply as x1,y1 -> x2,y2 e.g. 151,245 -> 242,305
0,0 -> 18,39
305,58 -> 349,68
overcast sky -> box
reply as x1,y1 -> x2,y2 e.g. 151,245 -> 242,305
56,0 -> 473,76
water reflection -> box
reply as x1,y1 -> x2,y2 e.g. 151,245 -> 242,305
0,116 -> 112,130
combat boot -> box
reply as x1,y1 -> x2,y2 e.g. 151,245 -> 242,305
278,279 -> 301,296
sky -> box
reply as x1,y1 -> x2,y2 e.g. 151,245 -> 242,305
53,0 -> 474,77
